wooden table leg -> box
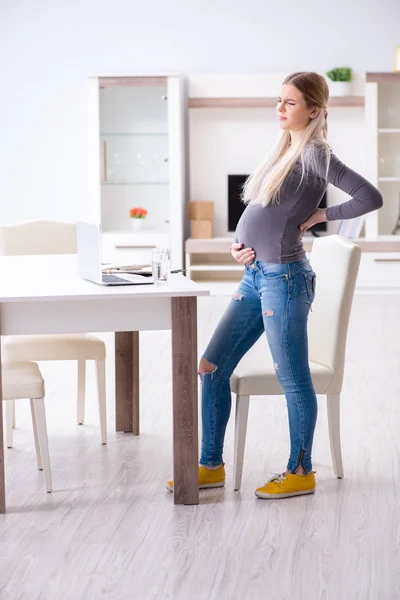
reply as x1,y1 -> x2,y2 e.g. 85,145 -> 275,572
0,316 -> 6,513
171,296 -> 199,505
115,332 -> 140,434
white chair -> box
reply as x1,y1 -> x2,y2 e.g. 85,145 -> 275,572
230,235 -> 361,490
0,220 -> 107,445
2,361 -> 52,492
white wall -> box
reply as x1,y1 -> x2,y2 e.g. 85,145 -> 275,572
0,0 -> 399,224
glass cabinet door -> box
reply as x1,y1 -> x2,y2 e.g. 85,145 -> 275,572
99,81 -> 170,232
377,82 -> 400,234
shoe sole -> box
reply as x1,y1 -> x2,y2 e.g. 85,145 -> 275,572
255,488 -> 315,499
166,482 -> 225,492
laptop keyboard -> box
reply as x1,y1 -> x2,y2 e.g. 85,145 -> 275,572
102,273 -> 129,284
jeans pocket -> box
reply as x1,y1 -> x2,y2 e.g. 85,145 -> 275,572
304,272 -> 316,306
259,263 -> 287,280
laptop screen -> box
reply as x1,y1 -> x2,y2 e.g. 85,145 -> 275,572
76,221 -> 103,284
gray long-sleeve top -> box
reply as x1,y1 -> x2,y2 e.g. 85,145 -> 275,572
234,148 -> 383,264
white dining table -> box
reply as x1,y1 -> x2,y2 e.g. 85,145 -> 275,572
0,254 -> 210,512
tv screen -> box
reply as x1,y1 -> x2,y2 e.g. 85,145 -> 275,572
228,174 -> 327,233
228,174 -> 248,232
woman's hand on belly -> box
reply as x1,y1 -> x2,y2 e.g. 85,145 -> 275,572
231,243 -> 256,265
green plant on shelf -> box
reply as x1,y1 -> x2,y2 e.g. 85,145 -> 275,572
326,67 -> 353,82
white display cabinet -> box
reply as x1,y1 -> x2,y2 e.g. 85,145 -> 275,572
87,75 -> 186,269
365,72 -> 400,239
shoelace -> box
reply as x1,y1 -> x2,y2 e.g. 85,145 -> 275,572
269,473 -> 287,485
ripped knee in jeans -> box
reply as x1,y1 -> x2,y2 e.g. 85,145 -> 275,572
198,357 -> 217,379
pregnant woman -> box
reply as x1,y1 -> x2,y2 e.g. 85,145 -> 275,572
167,71 -> 383,499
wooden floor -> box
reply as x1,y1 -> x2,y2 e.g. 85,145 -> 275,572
1,292 -> 400,600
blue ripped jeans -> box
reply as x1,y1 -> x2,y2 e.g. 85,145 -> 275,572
199,257 -> 318,475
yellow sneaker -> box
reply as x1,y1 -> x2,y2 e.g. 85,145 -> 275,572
255,471 -> 316,499
166,465 -> 225,492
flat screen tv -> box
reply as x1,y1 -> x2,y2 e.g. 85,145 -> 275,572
228,174 -> 327,234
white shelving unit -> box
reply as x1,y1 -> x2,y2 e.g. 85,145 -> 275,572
365,72 -> 400,240
87,74 -> 186,270
184,72 -> 400,290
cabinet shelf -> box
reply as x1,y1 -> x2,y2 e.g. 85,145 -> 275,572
366,73 -> 400,83
100,133 -> 168,137
189,264 -> 244,272
378,177 -> 400,182
378,129 -> 400,134
189,96 -> 365,108
101,181 -> 169,186
185,235 -> 400,255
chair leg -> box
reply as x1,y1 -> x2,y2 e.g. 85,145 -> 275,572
233,394 -> 250,491
77,359 -> 86,425
6,401 -> 14,448
13,400 -> 16,428
31,398 -> 52,493
327,393 -> 344,478
30,399 -> 43,470
95,359 -> 107,445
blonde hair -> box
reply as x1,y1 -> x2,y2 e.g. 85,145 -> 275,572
242,72 -> 331,207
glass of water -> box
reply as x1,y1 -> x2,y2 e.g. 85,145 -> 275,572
152,248 -> 171,285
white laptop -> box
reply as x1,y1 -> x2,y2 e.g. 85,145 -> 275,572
76,221 -> 154,287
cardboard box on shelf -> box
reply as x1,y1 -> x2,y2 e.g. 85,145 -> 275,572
188,201 -> 214,221
191,220 -> 213,239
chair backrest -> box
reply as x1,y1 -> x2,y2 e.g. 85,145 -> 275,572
0,220 -> 77,255
308,234 -> 361,393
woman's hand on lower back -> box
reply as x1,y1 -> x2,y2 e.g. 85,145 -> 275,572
299,208 -> 328,235
231,243 -> 256,265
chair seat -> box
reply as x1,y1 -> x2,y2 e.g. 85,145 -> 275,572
2,361 -> 45,400
230,338 -> 334,396
2,334 -> 106,362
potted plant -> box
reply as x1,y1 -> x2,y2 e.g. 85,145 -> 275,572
129,207 -> 148,232
325,67 -> 353,97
